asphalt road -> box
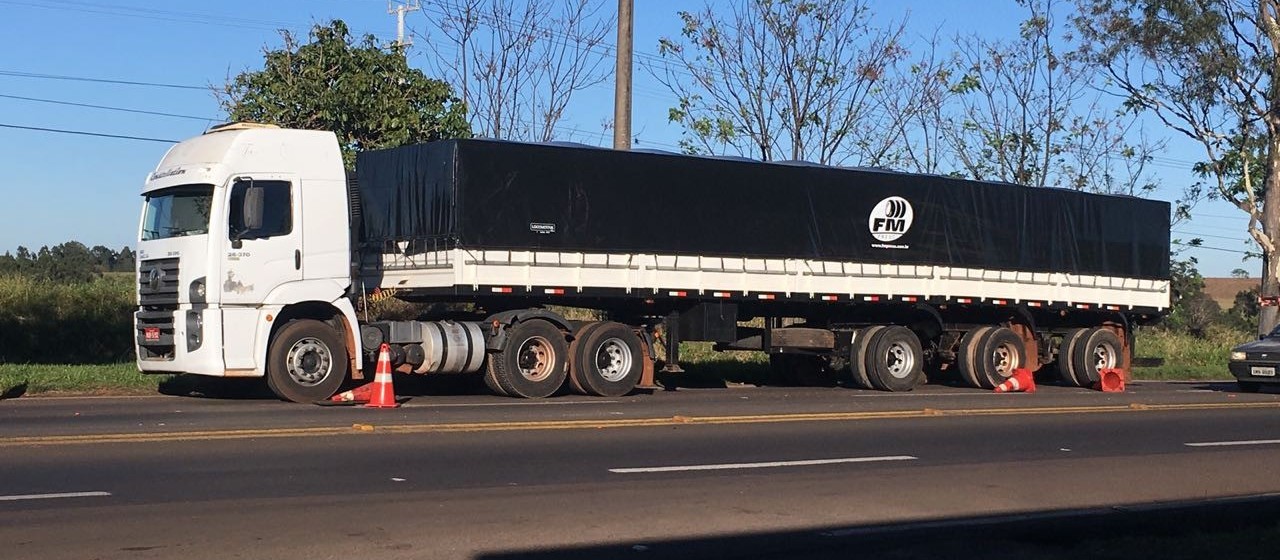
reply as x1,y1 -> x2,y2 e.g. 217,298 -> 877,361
2,381 -> 1280,559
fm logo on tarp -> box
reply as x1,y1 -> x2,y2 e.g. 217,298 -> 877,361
869,196 -> 914,243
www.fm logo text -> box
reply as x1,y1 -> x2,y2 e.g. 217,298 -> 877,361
868,196 -> 914,243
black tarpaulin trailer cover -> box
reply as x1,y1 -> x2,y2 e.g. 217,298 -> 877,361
355,139 -> 1170,280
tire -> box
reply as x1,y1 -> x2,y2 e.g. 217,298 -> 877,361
863,326 -> 924,392
570,322 -> 643,397
1238,381 -> 1263,393
489,320 -> 569,398
849,326 -> 886,390
482,360 -> 510,397
1072,328 -> 1123,386
265,319 -> 349,403
1056,328 -> 1089,387
567,322 -> 603,394
972,327 -> 1027,389
955,326 -> 991,389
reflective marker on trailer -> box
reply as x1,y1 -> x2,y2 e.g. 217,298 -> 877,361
1027,301 -> 1043,307
863,295 -> 881,302
668,291 -> 688,297
758,294 -> 776,300
901,296 -> 919,302
544,288 -> 565,295
713,291 -> 732,298
992,299 -> 1008,306
956,297 -> 973,304
491,287 -> 513,294
821,295 -> 838,301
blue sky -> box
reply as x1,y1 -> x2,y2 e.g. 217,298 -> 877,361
0,0 -> 1257,276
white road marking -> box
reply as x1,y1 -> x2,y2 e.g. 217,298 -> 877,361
1185,439 -> 1280,448
609,455 -> 916,474
414,400 -> 620,408
0,491 -> 111,502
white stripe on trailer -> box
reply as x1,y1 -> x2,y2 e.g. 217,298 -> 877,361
0,491 -> 112,502
1185,439 -> 1280,448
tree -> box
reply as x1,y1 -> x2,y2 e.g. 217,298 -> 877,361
1072,0 -> 1280,335
421,0 -> 612,142
218,20 -> 471,168
944,0 -> 1164,195
1233,268 -> 1252,278
653,0 -> 922,164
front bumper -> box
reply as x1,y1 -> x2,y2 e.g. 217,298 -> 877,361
135,305 -> 225,376
1228,361 -> 1280,384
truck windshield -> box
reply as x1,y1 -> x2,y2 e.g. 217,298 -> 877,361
142,184 -> 213,240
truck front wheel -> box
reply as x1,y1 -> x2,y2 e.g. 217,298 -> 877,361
266,319 -> 349,403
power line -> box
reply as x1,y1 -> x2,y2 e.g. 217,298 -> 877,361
1172,240 -> 1252,255
0,93 -> 215,121
0,69 -> 205,91
0,123 -> 178,143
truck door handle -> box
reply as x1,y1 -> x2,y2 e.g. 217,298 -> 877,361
295,249 -> 301,270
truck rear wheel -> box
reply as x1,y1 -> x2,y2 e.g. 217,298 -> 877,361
570,322 -> 643,397
489,320 -> 569,398
266,319 -> 349,403
863,326 -> 924,392
1072,327 -> 1122,386
1056,328 -> 1089,387
972,327 -> 1026,389
848,326 -> 886,390
956,326 -> 992,389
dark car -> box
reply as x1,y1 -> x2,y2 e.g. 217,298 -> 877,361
1228,325 -> 1280,392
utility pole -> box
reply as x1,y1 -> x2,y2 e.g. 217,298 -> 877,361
389,1 -> 421,50
613,0 -> 633,150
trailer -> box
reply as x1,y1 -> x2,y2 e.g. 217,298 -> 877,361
134,123 -> 1170,402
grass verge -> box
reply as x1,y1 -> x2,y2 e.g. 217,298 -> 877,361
0,363 -> 168,397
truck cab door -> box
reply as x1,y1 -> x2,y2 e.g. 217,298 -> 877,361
221,175 -> 303,306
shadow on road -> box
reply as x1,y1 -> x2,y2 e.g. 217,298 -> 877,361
0,381 -> 28,400
1192,381 -> 1276,394
475,493 -> 1280,560
157,375 -> 276,399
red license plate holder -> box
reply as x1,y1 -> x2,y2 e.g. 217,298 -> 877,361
144,327 -> 160,341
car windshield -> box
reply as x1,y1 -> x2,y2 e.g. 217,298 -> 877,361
141,184 -> 213,241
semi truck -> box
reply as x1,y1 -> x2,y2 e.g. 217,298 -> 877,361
134,123 -> 1170,403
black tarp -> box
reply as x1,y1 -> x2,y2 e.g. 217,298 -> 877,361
355,139 -> 1170,280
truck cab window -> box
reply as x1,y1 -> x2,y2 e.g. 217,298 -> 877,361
229,180 -> 292,240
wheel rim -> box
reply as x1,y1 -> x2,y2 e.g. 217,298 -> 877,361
517,336 -> 557,382
990,340 -> 1020,377
1092,341 -> 1118,371
285,337 -> 333,386
594,337 -> 633,382
885,341 -> 915,379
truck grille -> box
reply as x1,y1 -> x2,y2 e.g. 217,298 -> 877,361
138,258 -> 180,306
137,258 -> 179,360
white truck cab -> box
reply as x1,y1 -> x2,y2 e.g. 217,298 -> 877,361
135,123 -> 363,401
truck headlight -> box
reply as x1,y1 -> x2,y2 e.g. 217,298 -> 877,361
1231,351 -> 1247,361
186,310 -> 203,352
190,277 -> 206,303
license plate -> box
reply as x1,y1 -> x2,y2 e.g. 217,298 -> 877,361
144,327 -> 160,341
1251,366 -> 1276,377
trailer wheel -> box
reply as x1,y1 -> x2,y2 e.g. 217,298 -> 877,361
1056,328 -> 1089,387
265,319 -> 349,403
863,326 -> 924,392
567,322 -> 603,395
849,326 -> 886,390
569,322 -> 643,397
955,326 -> 992,389
489,320 -> 569,398
1072,328 -> 1122,386
972,327 -> 1026,389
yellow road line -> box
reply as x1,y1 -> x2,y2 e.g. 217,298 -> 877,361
4,401 -> 1280,447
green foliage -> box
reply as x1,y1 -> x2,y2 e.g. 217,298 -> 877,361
220,20 -> 471,168
0,242 -> 134,283
0,274 -> 135,364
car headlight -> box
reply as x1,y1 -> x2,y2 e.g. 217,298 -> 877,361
1231,351 -> 1247,361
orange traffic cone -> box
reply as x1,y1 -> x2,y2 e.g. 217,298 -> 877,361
994,368 -> 1036,393
365,343 -> 399,408
1093,368 -> 1125,393
329,382 -> 374,403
